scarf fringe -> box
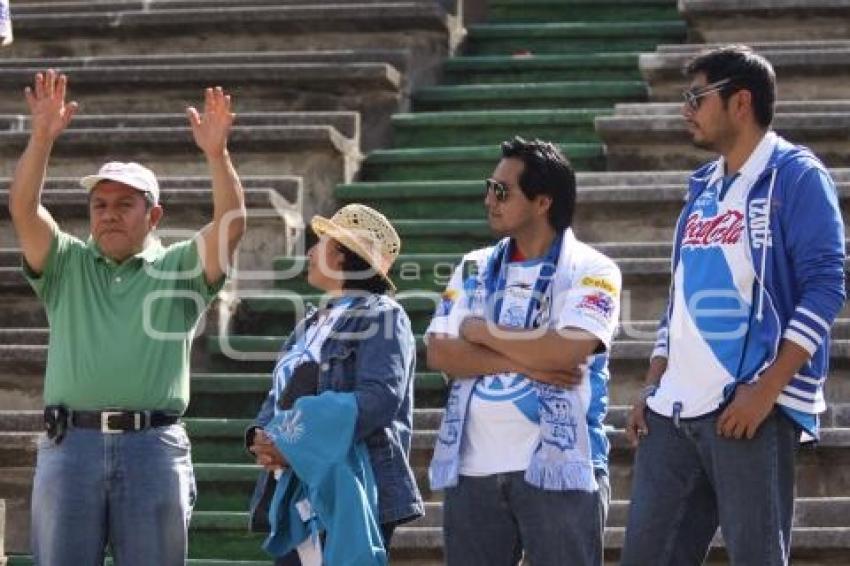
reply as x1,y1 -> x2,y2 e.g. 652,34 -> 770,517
525,458 -> 598,493
429,458 -> 460,491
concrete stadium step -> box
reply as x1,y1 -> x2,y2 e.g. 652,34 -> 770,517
10,0 -> 453,15
6,2 -> 455,63
0,175 -> 303,331
27,363 -> 850,431
270,250 -> 670,293
189,371 -> 446,420
640,42 -> 850,102
596,104 -> 850,170
413,80 -> 647,112
0,349 -> 47,412
679,0 -> 850,43
358,144 -> 606,181
0,62 -> 398,115
233,270 -> 669,334
5,421 -> 850,496
203,333 -> 850,396
0,252 -> 15,269
0,112 -> 360,141
0,330 -> 47,347
442,53 -> 642,84
12,375 -> 850,432
0,49 -> 410,72
184,501 -> 850,562
0,174 -> 300,221
0,120 -> 357,171
486,0 -> 678,23
0,175 -> 303,270
0,116 -> 357,222
0,60 -> 400,150
7,436 -> 850,560
267,251 -> 850,323
212,343 -> 850,415
233,282 -> 850,336
463,21 -> 687,56
391,109 -> 612,147
282,215 -> 850,257
0,352 -> 448,411
334,176 -> 850,241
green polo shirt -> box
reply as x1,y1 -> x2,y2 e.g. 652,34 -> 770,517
24,230 -> 225,414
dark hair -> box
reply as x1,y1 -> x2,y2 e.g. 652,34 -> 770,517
338,244 -> 392,295
685,44 -> 776,128
499,136 -> 576,232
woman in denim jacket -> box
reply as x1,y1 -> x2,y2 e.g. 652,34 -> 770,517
247,204 -> 424,563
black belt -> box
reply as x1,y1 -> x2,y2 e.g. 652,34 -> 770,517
70,410 -> 180,433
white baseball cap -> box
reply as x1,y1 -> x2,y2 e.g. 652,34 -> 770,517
80,161 -> 160,204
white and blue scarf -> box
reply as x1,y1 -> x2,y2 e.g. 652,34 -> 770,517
429,233 -> 597,492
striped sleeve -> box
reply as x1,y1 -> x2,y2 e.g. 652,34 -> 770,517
651,320 -> 669,359
783,306 -> 831,356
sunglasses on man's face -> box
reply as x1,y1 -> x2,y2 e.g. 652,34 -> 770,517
682,78 -> 732,111
484,178 -> 509,202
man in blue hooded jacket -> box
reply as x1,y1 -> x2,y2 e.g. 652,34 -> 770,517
622,45 -> 846,565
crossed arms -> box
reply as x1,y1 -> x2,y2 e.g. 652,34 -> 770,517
427,319 -> 602,388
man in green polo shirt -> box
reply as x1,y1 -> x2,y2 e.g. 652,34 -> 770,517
7,69 -> 247,565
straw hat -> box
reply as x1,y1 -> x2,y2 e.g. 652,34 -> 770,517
310,204 -> 401,290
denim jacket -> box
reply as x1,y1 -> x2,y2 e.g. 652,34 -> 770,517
249,293 -> 425,526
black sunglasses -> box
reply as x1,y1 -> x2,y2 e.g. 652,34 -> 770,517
682,77 -> 732,111
484,178 -> 509,202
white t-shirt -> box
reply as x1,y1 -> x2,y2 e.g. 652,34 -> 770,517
649,134 -> 777,418
427,230 -> 621,475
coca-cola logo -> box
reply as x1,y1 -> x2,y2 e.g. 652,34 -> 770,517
682,209 -> 744,248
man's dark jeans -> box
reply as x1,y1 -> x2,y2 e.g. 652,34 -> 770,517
442,469 -> 609,566
621,408 -> 798,566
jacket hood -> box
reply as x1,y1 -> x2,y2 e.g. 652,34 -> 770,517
687,132 -> 822,198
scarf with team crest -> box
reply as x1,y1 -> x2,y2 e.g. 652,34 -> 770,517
429,232 -> 597,492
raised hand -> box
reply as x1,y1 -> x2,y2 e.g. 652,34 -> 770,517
187,86 -> 234,158
25,70 -> 78,144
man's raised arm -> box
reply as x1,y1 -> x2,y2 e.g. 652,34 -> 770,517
187,87 -> 247,285
8,70 -> 78,274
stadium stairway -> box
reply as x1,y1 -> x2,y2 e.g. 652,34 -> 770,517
196,0 -> 850,563
3,0 -> 850,564
0,0 -> 456,563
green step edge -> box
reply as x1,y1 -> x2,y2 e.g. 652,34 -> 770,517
443,53 -> 639,72
365,143 -> 603,163
466,20 -> 686,38
336,180 -> 480,200
414,81 -> 646,102
192,373 -> 271,393
487,0 -> 679,24
391,108 -> 613,127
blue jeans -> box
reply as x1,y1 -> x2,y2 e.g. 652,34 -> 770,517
621,408 -> 798,566
443,469 -> 609,566
30,424 -> 196,566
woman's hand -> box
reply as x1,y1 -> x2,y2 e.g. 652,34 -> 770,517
249,429 -> 288,471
